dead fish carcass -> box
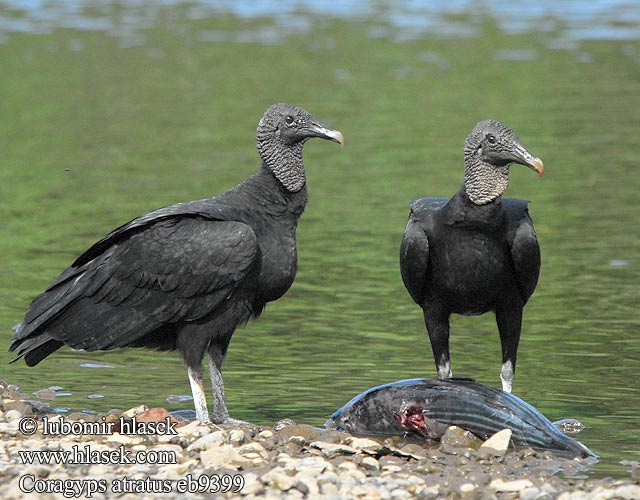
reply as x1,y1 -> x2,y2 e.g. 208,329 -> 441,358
328,378 -> 595,458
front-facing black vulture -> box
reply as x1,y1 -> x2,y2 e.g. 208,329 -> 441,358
400,120 -> 543,393
10,103 -> 344,424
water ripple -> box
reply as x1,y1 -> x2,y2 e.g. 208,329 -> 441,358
0,1 -> 638,43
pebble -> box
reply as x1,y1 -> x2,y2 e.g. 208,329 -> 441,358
290,456 -> 332,474
480,428 -> 512,456
262,467 -> 295,491
276,423 -> 322,442
520,486 -> 542,500
228,428 -> 246,446
293,470 -> 320,496
346,436 -> 383,454
106,433 -> 143,446
200,444 -> 247,469
121,404 -> 147,419
4,410 -> 22,423
390,488 -> 413,500
441,425 -> 483,449
239,441 -> 268,457
310,441 -> 357,459
258,429 -> 275,441
186,430 -> 226,451
398,443 -> 428,460
361,456 -> 380,471
240,472 -> 262,495
490,478 -> 534,492
460,482 -> 476,493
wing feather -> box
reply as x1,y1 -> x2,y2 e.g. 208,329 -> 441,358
399,199 -> 445,305
11,216 -> 259,354
503,199 -> 541,304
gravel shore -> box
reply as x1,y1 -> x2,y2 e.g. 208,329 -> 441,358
1,382 -> 638,500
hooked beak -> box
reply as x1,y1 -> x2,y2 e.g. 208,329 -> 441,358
513,143 -> 544,177
307,121 -> 345,146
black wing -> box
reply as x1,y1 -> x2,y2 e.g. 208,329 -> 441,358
72,198 -> 236,267
11,215 -> 258,362
399,198 -> 446,305
503,199 -> 541,304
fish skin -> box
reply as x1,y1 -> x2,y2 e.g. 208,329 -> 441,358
329,378 -> 596,459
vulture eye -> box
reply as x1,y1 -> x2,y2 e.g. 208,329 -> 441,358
285,115 -> 295,125
487,134 -> 496,145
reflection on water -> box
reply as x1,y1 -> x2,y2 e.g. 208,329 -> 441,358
1,0 -> 639,480
1,0 -> 640,43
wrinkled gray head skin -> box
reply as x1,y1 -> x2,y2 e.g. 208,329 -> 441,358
257,103 -> 344,192
463,119 -> 544,205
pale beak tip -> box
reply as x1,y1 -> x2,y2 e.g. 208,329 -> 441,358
532,157 -> 544,177
333,130 -> 345,147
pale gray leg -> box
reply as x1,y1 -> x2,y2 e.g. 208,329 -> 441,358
207,351 -> 249,426
187,365 -> 211,424
438,357 -> 453,380
207,353 -> 230,423
500,360 -> 514,393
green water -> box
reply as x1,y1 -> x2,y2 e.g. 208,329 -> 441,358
1,3 -> 639,479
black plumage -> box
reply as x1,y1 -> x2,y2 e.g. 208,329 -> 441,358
400,120 -> 543,393
10,103 -> 343,424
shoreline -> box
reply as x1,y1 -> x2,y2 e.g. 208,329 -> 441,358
1,383 -> 639,499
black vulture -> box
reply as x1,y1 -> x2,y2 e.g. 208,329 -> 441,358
10,103 -> 344,425
399,120 -> 543,393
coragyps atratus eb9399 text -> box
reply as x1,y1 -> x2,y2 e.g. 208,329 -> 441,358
400,120 -> 543,393
10,103 -> 344,425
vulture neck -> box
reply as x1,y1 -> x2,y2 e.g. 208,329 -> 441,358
257,134 -> 307,193
463,158 -> 510,205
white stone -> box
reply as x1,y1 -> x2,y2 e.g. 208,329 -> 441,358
346,436 -> 382,454
186,430 -> 225,451
320,482 -> 340,499
106,433 -> 143,446
239,441 -> 268,458
361,456 -> 380,471
157,459 -> 198,477
177,420 -> 210,437
258,429 -> 275,440
490,478 -> 534,492
200,444 -> 245,469
310,441 -> 357,458
121,405 -> 147,419
520,486 -> 542,500
228,428 -> 245,446
480,428 -> 512,454
4,410 -> 22,423
337,460 -> 357,471
290,456 -> 332,473
239,472 -> 262,496
390,488 -> 413,500
382,464 -> 403,473
460,483 -> 476,493
262,467 -> 295,491
293,470 -> 320,496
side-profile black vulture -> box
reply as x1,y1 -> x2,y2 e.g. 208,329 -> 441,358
399,120 -> 543,393
10,103 -> 344,424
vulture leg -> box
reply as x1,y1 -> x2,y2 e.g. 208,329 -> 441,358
422,306 -> 452,380
187,364 -> 211,424
496,306 -> 523,393
207,343 -> 248,426
207,346 -> 230,424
